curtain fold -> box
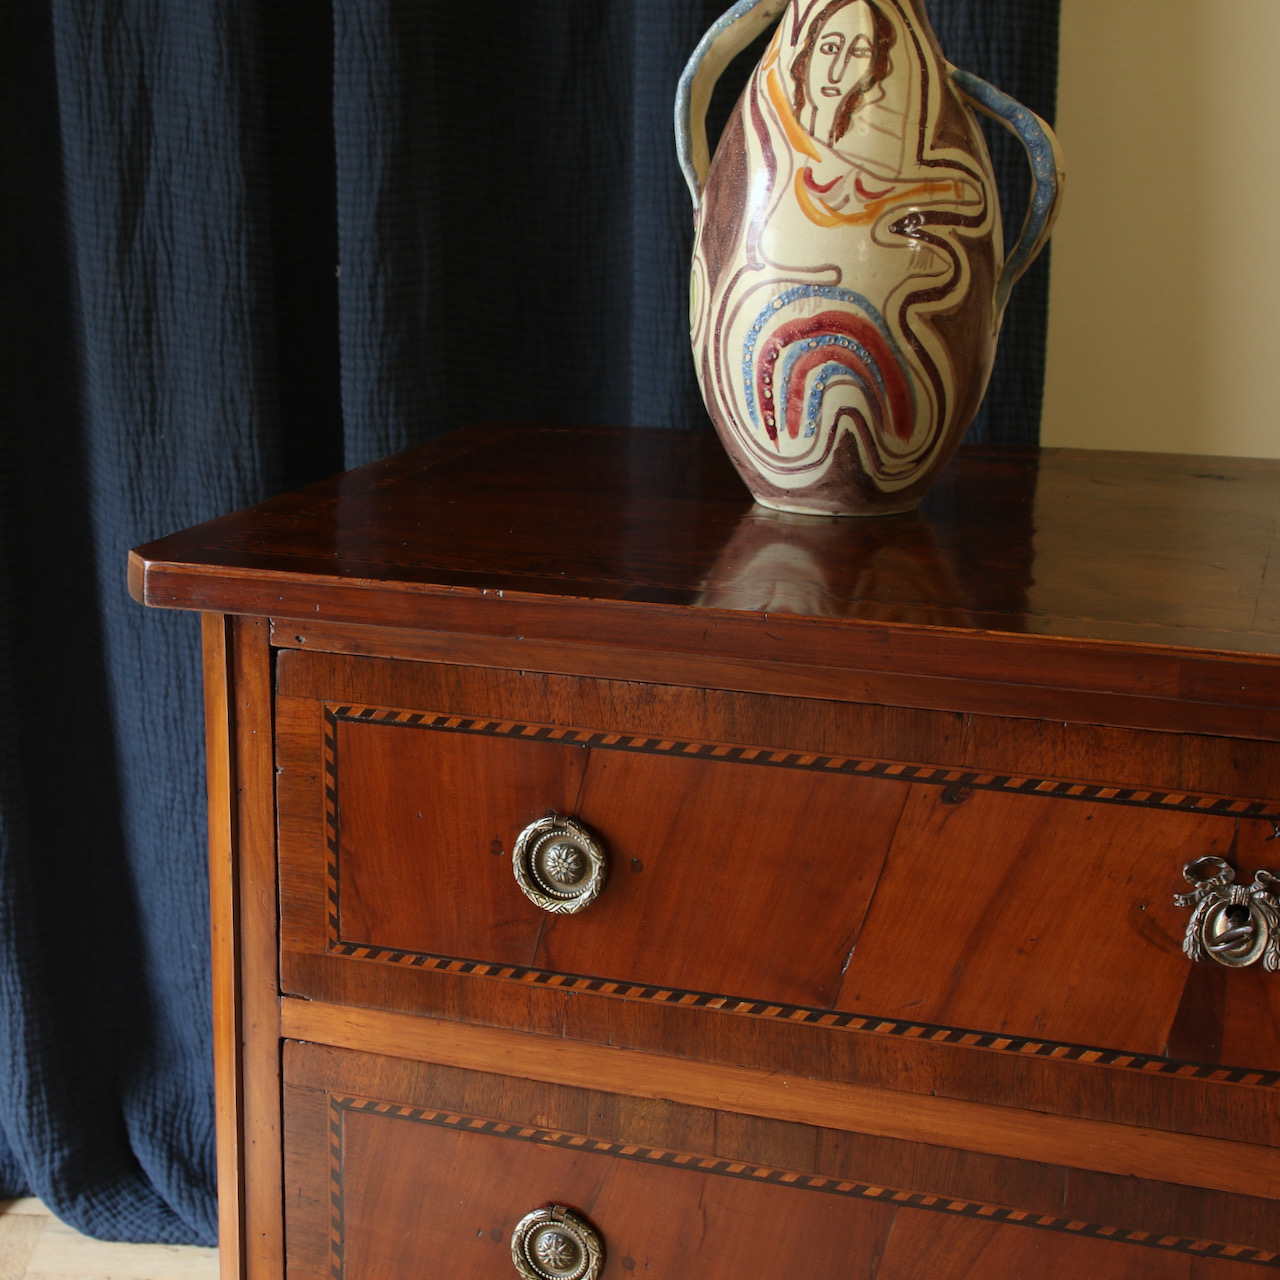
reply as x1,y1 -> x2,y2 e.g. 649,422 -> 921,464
0,0 -> 1060,1243
333,0 -> 741,466
1,0 -> 278,1245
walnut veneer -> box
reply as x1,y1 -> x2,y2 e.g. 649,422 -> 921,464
131,424 -> 1280,1277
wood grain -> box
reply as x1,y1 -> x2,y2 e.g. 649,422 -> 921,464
131,426 -> 1280,739
136,427 -> 1280,1276
127,425 -> 1280,649
272,647 -> 1280,1165
0,1205 -> 46,1280
23,1215 -> 218,1280
270,617 -> 1280,742
332,713 -> 907,1008
210,618 -> 282,1280
200,616 -> 242,1280
276,652 -> 1276,1070
283,1044 -> 1058,1218
836,786 -> 1217,1052
279,999 -> 1280,1199
334,1108 -> 899,1279
872,1212 -> 1271,1279
275,648 -> 1280,804
279,945 -> 1280,1149
326,709 -> 1226,1053
282,1042 -> 1280,1275
1216,820 -> 1280,1068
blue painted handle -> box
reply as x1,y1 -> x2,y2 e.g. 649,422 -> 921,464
951,69 -> 1064,314
676,0 -> 788,208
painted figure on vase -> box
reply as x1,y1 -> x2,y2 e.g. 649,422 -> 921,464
792,0 -> 897,159
681,0 -> 1062,515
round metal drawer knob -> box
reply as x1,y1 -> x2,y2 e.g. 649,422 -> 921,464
511,1205 -> 603,1280
513,816 -> 607,915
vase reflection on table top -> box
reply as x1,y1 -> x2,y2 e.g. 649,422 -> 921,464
676,0 -> 1063,517
697,503 -> 975,627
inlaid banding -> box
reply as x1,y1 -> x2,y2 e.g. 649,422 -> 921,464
319,704 -> 1280,1092
325,1096 -> 1280,1271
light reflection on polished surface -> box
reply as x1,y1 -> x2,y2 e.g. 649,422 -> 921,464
137,424 -> 1280,657
697,505 -> 977,628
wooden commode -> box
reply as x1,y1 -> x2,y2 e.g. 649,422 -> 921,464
130,424 -> 1280,1277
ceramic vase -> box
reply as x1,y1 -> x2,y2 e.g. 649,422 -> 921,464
676,0 -> 1064,516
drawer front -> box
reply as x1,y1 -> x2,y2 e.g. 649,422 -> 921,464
284,1041 -> 1280,1278
277,652 -> 1280,1077
305,706 -> 908,1009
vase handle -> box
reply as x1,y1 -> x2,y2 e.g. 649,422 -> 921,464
676,0 -> 788,209
951,68 -> 1065,316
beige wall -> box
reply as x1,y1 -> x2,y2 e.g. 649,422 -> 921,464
1040,0 -> 1280,458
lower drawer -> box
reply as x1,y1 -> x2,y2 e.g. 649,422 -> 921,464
284,1041 -> 1280,1278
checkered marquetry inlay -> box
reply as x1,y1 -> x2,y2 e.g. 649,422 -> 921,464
319,704 -> 1280,1093
324,704 -> 1280,820
326,1096 -> 1280,1273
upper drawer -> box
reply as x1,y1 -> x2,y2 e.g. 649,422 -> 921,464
276,650 -> 1280,1073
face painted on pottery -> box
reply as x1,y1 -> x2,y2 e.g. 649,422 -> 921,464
792,0 -> 894,150
806,3 -> 877,145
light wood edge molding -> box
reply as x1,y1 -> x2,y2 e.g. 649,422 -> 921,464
279,998 -> 1279,1201
201,615 -> 242,1280
208,617 -> 284,1280
269,619 -> 1279,741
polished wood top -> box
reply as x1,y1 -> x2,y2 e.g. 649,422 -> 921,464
130,423 -> 1280,734
131,422 -> 1280,647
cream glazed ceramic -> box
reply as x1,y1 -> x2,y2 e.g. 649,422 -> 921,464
676,0 -> 1064,515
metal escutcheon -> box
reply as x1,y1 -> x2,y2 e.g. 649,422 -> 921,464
510,1205 -> 604,1280
1175,856 -> 1280,971
512,816 -> 608,915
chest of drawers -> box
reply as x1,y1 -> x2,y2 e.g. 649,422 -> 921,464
131,424 -> 1280,1277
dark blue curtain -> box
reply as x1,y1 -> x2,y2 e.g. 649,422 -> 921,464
931,3 -> 1061,445
0,0 -> 1059,1245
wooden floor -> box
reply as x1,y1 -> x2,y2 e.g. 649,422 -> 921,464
0,1199 -> 218,1280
